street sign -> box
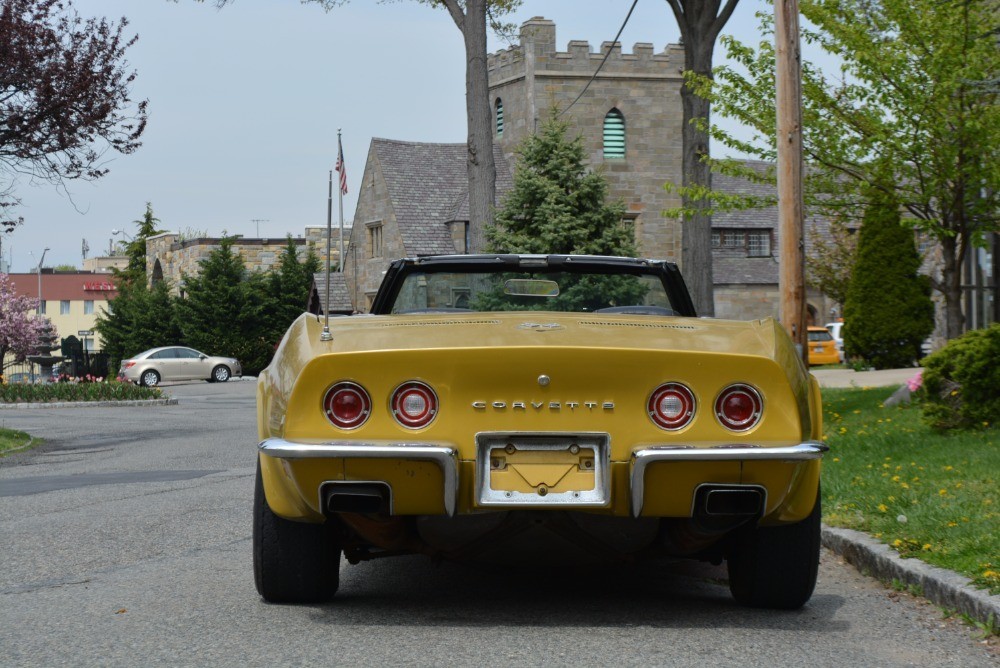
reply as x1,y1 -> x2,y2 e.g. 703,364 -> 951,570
78,330 -> 94,337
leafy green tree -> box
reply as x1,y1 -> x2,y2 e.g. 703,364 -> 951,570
482,113 -> 646,311
174,238 -> 272,374
843,182 -> 934,369
806,216 -> 857,308
680,0 -> 999,340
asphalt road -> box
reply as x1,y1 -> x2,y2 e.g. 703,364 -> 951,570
0,381 -> 995,667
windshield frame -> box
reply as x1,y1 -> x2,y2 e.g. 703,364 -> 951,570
369,255 -> 696,317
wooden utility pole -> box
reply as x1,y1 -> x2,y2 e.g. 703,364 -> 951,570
775,0 -> 808,365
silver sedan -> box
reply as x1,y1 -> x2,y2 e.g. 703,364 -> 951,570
119,346 -> 242,387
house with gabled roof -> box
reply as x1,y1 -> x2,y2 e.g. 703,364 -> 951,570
341,139 -> 513,311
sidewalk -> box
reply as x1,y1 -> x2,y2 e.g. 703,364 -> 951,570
812,366 -> 921,389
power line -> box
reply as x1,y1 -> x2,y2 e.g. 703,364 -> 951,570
558,0 -> 641,118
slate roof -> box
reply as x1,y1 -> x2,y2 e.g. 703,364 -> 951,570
372,138 -> 514,256
712,161 -> 778,229
309,272 -> 354,314
710,160 -> 834,285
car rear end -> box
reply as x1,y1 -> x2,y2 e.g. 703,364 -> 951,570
258,313 -> 823,529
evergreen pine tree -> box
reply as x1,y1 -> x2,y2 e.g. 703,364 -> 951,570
843,182 -> 934,369
484,112 -> 645,312
264,237 -> 321,340
175,238 -> 273,374
487,112 -> 636,258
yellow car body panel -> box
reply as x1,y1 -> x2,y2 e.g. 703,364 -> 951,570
258,312 -> 823,522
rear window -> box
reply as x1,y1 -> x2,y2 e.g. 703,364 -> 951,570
390,270 -> 677,315
808,330 -> 833,342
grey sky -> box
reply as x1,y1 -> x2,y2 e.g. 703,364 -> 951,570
5,0 -> 780,271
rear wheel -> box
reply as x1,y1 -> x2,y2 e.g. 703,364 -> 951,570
211,365 -> 231,383
727,490 -> 821,609
253,459 -> 342,603
139,369 -> 160,387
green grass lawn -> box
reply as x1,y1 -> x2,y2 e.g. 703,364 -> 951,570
0,427 -> 34,456
820,387 -> 999,594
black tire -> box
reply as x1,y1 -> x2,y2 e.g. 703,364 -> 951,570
212,365 -> 231,383
139,369 -> 160,387
253,459 -> 342,603
727,489 -> 821,609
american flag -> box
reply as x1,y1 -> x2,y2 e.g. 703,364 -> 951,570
335,139 -> 348,195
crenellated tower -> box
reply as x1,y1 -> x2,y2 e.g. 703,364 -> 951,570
488,17 -> 686,261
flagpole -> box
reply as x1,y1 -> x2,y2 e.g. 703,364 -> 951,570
321,169 -> 333,341
338,128 -> 345,273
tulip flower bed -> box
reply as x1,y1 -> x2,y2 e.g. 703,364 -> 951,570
0,377 -> 162,404
821,387 -> 999,594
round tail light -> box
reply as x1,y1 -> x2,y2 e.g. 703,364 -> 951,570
323,382 -> 371,429
648,383 -> 696,430
391,381 -> 438,429
715,384 -> 763,431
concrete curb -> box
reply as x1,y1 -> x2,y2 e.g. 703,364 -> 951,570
0,398 -> 178,410
823,525 -> 999,632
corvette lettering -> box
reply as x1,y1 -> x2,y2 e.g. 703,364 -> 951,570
472,400 -> 614,410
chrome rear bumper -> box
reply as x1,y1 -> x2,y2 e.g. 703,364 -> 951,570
258,438 -> 828,519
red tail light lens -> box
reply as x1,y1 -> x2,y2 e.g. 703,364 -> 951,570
391,381 -> 438,429
123,361 -> 136,369
715,384 -> 763,431
323,382 -> 371,430
648,383 -> 696,430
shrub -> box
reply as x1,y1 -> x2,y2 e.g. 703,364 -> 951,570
920,324 -> 1000,431
0,378 -> 162,404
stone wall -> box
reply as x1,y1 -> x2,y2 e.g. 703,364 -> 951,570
146,228 -> 349,295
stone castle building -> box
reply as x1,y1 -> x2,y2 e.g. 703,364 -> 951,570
343,17 -> 835,322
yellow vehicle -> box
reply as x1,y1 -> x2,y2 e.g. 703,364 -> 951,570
808,326 -> 841,366
255,255 -> 827,608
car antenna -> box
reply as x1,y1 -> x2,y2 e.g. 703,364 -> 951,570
321,165 -> 334,341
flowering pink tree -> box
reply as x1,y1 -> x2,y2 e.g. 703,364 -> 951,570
0,272 -> 50,370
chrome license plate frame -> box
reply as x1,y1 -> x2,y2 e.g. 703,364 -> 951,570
475,432 -> 611,507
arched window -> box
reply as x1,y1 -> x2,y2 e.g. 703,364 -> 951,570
151,258 -> 164,286
603,108 -> 625,158
495,98 -> 504,138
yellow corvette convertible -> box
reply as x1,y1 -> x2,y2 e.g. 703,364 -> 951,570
255,255 -> 827,608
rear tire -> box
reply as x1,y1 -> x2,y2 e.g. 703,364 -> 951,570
253,459 -> 342,603
727,490 -> 821,609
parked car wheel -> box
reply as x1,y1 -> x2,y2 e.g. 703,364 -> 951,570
253,459 -> 342,603
211,365 -> 231,383
139,369 -> 160,387
727,490 -> 821,609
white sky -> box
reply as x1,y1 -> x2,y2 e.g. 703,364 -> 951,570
4,0 -> 783,271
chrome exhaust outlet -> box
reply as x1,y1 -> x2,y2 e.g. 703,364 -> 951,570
321,482 -> 391,515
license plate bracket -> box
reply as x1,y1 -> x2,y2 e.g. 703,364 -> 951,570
475,433 -> 610,507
